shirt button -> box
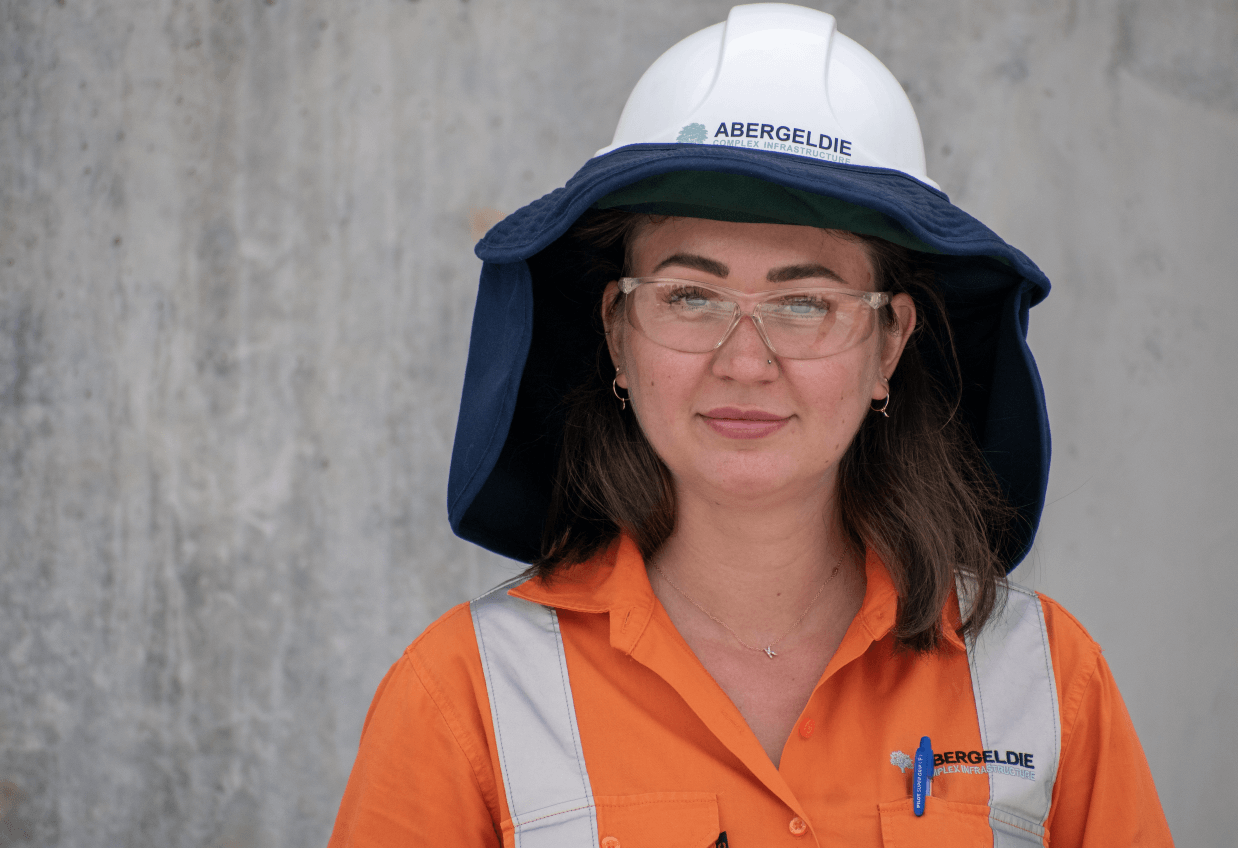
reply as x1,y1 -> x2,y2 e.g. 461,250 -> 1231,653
788,817 -> 808,836
601,838 -> 621,848
799,719 -> 815,739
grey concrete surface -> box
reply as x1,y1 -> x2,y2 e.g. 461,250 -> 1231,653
0,0 -> 1233,845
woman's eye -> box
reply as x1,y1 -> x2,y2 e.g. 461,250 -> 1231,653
767,297 -> 831,317
665,287 -> 720,308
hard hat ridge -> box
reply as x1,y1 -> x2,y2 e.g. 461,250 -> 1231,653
598,3 -> 936,188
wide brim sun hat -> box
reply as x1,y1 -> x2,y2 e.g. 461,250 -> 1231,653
447,4 -> 1051,572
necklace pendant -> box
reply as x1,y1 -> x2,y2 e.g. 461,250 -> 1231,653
764,646 -> 777,659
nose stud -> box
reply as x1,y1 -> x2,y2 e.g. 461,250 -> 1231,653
767,359 -> 773,365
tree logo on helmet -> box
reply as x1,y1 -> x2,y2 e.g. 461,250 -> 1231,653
676,123 -> 708,144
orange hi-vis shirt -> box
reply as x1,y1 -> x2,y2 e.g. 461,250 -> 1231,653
328,537 -> 1173,847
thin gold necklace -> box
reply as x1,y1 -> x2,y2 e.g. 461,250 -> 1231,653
652,548 -> 845,659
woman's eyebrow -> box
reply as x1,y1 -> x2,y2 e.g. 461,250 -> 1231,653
650,255 -> 845,284
652,253 -> 729,277
767,263 -> 844,283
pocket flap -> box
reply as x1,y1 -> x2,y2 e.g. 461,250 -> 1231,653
594,792 -> 720,848
878,797 -> 998,847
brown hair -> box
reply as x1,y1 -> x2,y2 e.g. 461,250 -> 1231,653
534,210 -> 1012,652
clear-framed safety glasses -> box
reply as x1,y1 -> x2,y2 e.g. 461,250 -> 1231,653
617,277 -> 890,360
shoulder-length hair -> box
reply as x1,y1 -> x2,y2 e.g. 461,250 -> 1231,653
533,210 -> 1013,652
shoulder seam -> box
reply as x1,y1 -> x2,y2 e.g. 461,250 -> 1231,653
1037,592 -> 1099,645
1005,580 -> 1039,600
1046,641 -> 1103,833
408,600 -> 475,650
406,626 -> 501,823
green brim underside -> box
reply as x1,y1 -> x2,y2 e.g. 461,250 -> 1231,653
595,171 -> 940,255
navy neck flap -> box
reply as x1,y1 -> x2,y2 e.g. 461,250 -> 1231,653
449,144 -> 1051,571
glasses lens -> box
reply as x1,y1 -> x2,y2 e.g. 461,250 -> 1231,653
628,281 -> 739,353
626,279 -> 879,359
756,292 -> 873,358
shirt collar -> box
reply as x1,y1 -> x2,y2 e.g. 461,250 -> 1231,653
510,534 -> 966,654
851,549 -> 967,651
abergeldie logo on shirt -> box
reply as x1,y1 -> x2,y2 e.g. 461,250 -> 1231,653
890,746 -> 1037,781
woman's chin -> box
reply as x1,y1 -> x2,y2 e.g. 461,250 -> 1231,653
679,460 -> 836,507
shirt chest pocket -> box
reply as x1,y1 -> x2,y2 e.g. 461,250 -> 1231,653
499,792 -> 720,848
878,797 -> 1047,847
593,792 -> 720,848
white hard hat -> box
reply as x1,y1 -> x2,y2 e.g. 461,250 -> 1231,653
596,3 -> 937,189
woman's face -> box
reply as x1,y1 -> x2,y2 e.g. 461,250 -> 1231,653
605,217 -> 915,507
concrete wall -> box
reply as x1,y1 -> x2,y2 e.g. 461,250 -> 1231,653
0,0 -> 1233,844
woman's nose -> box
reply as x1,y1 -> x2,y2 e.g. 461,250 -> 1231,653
711,313 -> 778,379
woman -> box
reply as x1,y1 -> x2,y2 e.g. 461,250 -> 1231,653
329,5 -> 1172,846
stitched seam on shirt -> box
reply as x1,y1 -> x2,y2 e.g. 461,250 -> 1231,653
472,612 -> 519,838
1043,599 -> 1102,767
410,600 -> 471,646
1036,593 -> 1102,840
981,586 -> 1059,834
962,580 -> 995,816
467,578 -> 532,833
592,796 -> 717,810
514,803 -> 596,828
625,602 -> 655,654
1032,592 -> 1061,828
1057,652 -> 1101,760
550,609 -> 599,847
406,650 -> 498,825
990,807 -> 1047,835
1046,642 -> 1102,834
993,585 -> 1055,828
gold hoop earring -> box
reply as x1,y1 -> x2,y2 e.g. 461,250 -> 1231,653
612,377 -> 628,411
871,390 -> 890,418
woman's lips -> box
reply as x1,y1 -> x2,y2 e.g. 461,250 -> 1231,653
701,407 -> 790,439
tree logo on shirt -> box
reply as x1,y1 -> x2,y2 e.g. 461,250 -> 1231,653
676,122 -> 708,143
890,750 -> 913,774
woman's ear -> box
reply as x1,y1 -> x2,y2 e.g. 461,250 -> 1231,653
601,281 -> 628,387
877,293 -> 917,386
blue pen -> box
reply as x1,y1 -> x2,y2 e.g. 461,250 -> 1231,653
913,736 -> 933,816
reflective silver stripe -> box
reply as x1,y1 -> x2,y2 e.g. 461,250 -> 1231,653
963,581 -> 1062,848
471,579 -> 598,848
